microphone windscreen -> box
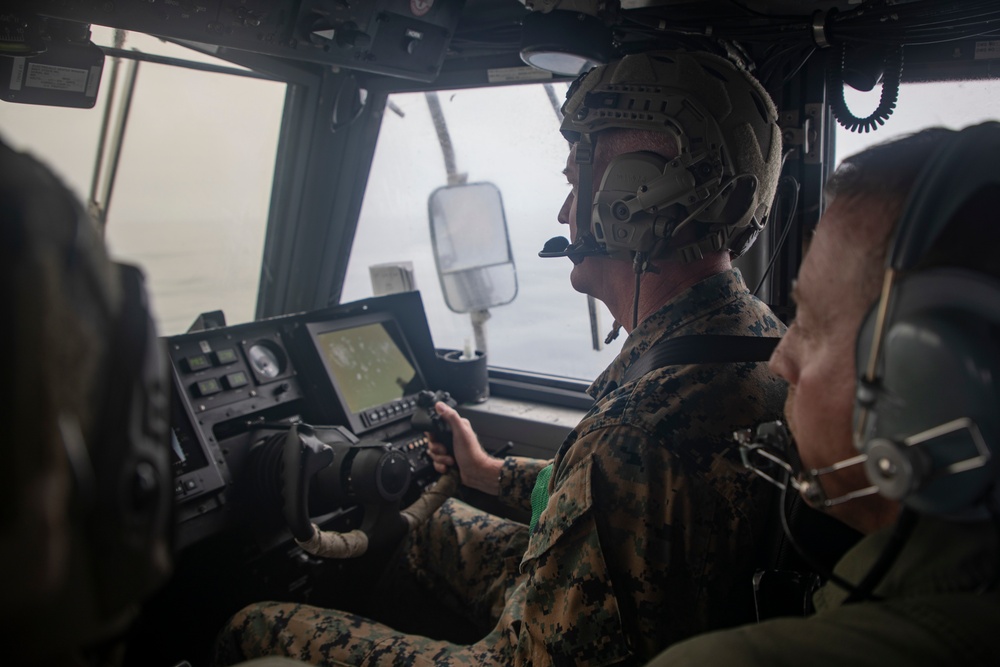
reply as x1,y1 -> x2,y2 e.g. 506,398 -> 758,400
540,236 -> 570,256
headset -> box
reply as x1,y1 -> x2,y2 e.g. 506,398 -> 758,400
853,122 -> 1000,520
58,192 -> 173,637
86,259 -> 173,621
591,146 -> 759,263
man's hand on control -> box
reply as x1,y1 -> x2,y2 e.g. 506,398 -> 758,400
426,401 -> 503,495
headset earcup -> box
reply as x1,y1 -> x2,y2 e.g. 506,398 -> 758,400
855,270 -> 1000,518
90,264 -> 172,618
593,152 -> 668,259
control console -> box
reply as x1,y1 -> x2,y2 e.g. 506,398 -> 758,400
164,291 -> 445,551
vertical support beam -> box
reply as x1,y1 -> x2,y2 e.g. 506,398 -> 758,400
767,53 -> 835,321
256,70 -> 386,317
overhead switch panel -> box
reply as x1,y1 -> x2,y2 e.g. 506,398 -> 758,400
23,0 -> 467,82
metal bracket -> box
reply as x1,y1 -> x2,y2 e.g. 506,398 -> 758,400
779,104 -> 824,165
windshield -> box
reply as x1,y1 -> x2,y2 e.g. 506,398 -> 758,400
0,28 -> 286,335
342,82 -> 627,382
835,80 -> 1000,163
345,77 -> 1000,382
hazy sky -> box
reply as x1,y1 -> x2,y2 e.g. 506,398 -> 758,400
0,28 -> 286,334
837,80 -> 1000,160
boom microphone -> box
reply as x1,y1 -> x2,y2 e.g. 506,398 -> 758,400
539,235 -> 570,255
538,234 -> 605,264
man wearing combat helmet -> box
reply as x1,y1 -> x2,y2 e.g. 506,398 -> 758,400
215,50 -> 787,667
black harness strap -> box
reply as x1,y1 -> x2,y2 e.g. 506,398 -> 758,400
621,334 -> 781,386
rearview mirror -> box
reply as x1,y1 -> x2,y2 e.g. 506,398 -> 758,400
428,182 -> 517,313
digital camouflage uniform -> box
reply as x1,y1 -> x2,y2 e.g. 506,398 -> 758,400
214,268 -> 787,667
650,515 -> 1000,667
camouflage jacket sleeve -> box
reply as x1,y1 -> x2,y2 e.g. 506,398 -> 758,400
497,456 -> 552,515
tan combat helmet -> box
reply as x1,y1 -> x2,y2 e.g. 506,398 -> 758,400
559,50 -> 783,263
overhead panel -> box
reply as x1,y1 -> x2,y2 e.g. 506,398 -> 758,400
25,0 -> 466,82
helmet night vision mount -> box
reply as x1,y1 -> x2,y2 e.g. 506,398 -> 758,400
540,50 -> 782,268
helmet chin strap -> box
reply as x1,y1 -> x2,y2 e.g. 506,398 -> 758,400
574,134 -> 596,244
539,134 -> 604,263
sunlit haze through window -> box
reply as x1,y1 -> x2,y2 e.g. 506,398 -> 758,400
0,28 -> 285,336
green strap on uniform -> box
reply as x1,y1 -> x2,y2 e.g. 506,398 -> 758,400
528,463 -> 554,533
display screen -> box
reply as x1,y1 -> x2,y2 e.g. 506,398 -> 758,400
214,348 -> 238,364
171,425 -> 208,476
315,321 -> 423,413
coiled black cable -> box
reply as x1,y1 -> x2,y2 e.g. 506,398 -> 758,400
753,173 -> 799,297
827,43 -> 903,133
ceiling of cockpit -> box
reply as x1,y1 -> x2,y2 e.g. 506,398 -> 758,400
9,0 -> 1000,86
447,0 -> 1000,81
448,0 -> 858,57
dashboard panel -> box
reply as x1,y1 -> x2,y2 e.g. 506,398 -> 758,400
164,291 -> 446,552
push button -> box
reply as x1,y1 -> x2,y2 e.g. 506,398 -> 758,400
222,371 -> 249,389
183,354 -> 211,372
213,348 -> 239,365
193,378 -> 222,397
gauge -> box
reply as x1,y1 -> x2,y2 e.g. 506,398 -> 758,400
247,341 -> 285,379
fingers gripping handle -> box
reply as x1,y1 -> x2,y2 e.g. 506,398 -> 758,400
412,390 -> 458,454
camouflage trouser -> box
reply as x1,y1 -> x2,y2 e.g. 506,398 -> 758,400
213,499 -> 529,666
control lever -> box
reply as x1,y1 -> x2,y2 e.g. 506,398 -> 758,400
252,421 -> 447,559
411,389 -> 458,454
281,423 -> 337,542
